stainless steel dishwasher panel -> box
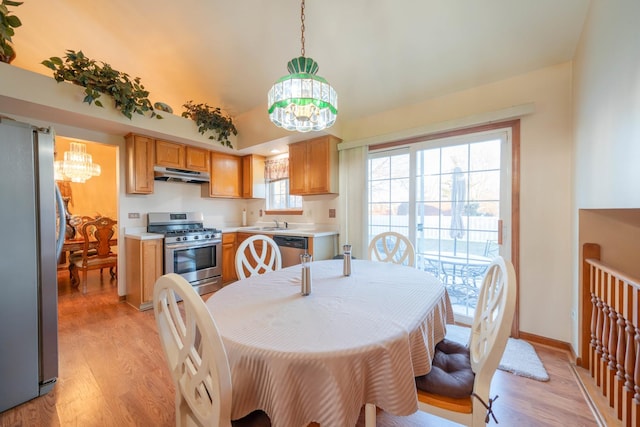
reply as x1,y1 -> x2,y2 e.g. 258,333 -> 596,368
272,235 -> 308,267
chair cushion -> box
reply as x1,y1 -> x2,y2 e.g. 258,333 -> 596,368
415,338 -> 475,398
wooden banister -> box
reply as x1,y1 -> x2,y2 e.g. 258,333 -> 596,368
582,243 -> 640,426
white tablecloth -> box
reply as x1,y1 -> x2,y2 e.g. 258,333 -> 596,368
205,259 -> 453,427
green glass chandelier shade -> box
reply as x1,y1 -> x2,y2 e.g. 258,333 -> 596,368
268,56 -> 338,133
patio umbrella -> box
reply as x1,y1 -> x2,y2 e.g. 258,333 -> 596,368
450,166 -> 466,255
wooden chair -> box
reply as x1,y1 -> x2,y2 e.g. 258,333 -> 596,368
417,256 -> 516,426
235,235 -> 282,280
153,273 -> 271,427
69,216 -> 117,289
368,231 -> 416,267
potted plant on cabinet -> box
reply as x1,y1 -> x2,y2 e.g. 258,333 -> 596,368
182,101 -> 237,148
0,0 -> 22,63
41,49 -> 162,120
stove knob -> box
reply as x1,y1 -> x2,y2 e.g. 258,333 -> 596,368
194,235 -> 199,240
182,236 -> 188,241
204,234 -> 210,239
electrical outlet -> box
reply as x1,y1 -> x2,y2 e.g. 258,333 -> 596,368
128,212 -> 140,219
329,209 -> 336,218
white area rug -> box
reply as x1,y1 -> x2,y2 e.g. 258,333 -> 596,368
446,324 -> 550,382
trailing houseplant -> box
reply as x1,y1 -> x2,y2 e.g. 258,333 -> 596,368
182,101 -> 237,148
0,0 -> 22,63
41,50 -> 161,120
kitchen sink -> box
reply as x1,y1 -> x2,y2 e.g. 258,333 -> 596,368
245,226 -> 288,231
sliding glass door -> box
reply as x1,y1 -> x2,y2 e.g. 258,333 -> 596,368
368,129 -> 512,323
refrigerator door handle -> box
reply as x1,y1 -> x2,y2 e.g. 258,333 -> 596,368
55,184 -> 66,259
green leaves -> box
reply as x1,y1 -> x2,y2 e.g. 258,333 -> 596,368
0,0 -> 22,62
182,101 -> 237,148
41,49 -> 161,120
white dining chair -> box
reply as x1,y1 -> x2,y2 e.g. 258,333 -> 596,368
368,231 -> 416,267
153,273 -> 270,427
235,235 -> 282,280
416,256 -> 516,426
365,256 -> 516,427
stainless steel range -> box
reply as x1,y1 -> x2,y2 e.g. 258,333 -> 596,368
148,212 -> 222,295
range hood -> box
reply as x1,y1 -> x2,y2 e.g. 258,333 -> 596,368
153,166 -> 210,183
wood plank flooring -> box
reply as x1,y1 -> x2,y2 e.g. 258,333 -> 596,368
0,270 -> 601,427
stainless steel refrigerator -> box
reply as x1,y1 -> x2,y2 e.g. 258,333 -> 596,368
0,118 -> 65,412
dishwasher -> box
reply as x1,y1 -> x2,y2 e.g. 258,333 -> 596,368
272,235 -> 308,267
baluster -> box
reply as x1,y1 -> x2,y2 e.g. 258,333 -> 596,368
633,329 -> 640,427
616,312 -> 627,420
607,306 -> 618,408
590,292 -> 598,377
623,320 -> 636,426
595,296 -> 604,386
601,301 -> 610,396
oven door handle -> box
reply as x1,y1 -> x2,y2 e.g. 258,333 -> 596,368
165,240 -> 221,250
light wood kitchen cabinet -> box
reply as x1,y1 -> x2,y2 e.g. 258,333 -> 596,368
155,139 -> 185,168
125,236 -> 163,311
125,133 -> 155,194
185,146 -> 210,172
222,233 -> 238,284
242,154 -> 265,199
289,135 -> 340,195
203,152 -> 242,198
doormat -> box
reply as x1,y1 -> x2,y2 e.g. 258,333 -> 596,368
446,324 -> 550,382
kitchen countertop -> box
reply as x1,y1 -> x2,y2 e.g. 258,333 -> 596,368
222,225 -> 339,238
124,227 -> 164,240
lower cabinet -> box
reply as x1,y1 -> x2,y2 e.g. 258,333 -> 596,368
126,236 -> 163,311
222,232 -> 238,284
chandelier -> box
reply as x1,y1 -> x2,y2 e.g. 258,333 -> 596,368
54,142 -> 101,183
267,0 -> 337,132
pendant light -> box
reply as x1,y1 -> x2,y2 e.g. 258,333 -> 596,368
54,142 -> 101,183
267,0 -> 338,132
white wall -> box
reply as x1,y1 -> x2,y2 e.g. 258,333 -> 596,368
572,1 -> 640,352
573,0 -> 640,209
341,63 -> 575,343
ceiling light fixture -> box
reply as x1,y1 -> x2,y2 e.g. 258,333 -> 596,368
267,0 -> 337,132
54,141 -> 101,183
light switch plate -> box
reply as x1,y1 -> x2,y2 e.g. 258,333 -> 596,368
329,209 -> 336,218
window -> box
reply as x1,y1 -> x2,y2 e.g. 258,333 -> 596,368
265,157 -> 302,211
267,179 -> 302,210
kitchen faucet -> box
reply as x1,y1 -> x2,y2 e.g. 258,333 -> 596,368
274,219 -> 280,228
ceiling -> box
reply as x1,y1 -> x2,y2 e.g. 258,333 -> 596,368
10,0 -> 590,147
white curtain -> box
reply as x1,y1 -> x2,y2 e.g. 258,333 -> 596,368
339,145 -> 367,259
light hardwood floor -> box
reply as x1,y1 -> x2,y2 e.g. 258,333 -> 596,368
0,270 -> 600,427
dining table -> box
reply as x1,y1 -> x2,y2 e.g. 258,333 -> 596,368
205,258 -> 453,427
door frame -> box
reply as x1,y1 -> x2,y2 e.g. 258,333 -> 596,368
368,119 -> 520,337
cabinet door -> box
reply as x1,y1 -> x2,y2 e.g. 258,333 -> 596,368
207,152 -> 242,198
125,134 -> 154,194
307,137 -> 331,194
288,141 -> 307,195
222,233 -> 237,283
156,140 -> 185,168
186,146 -> 210,172
141,239 -> 163,303
242,154 -> 265,199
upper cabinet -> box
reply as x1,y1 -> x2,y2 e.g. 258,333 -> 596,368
203,152 -> 242,198
155,140 -> 185,168
125,133 -> 155,194
155,140 -> 210,173
185,146 -> 210,172
289,135 -> 341,195
242,154 -> 265,199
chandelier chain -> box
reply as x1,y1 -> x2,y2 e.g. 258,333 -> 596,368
300,0 -> 306,57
